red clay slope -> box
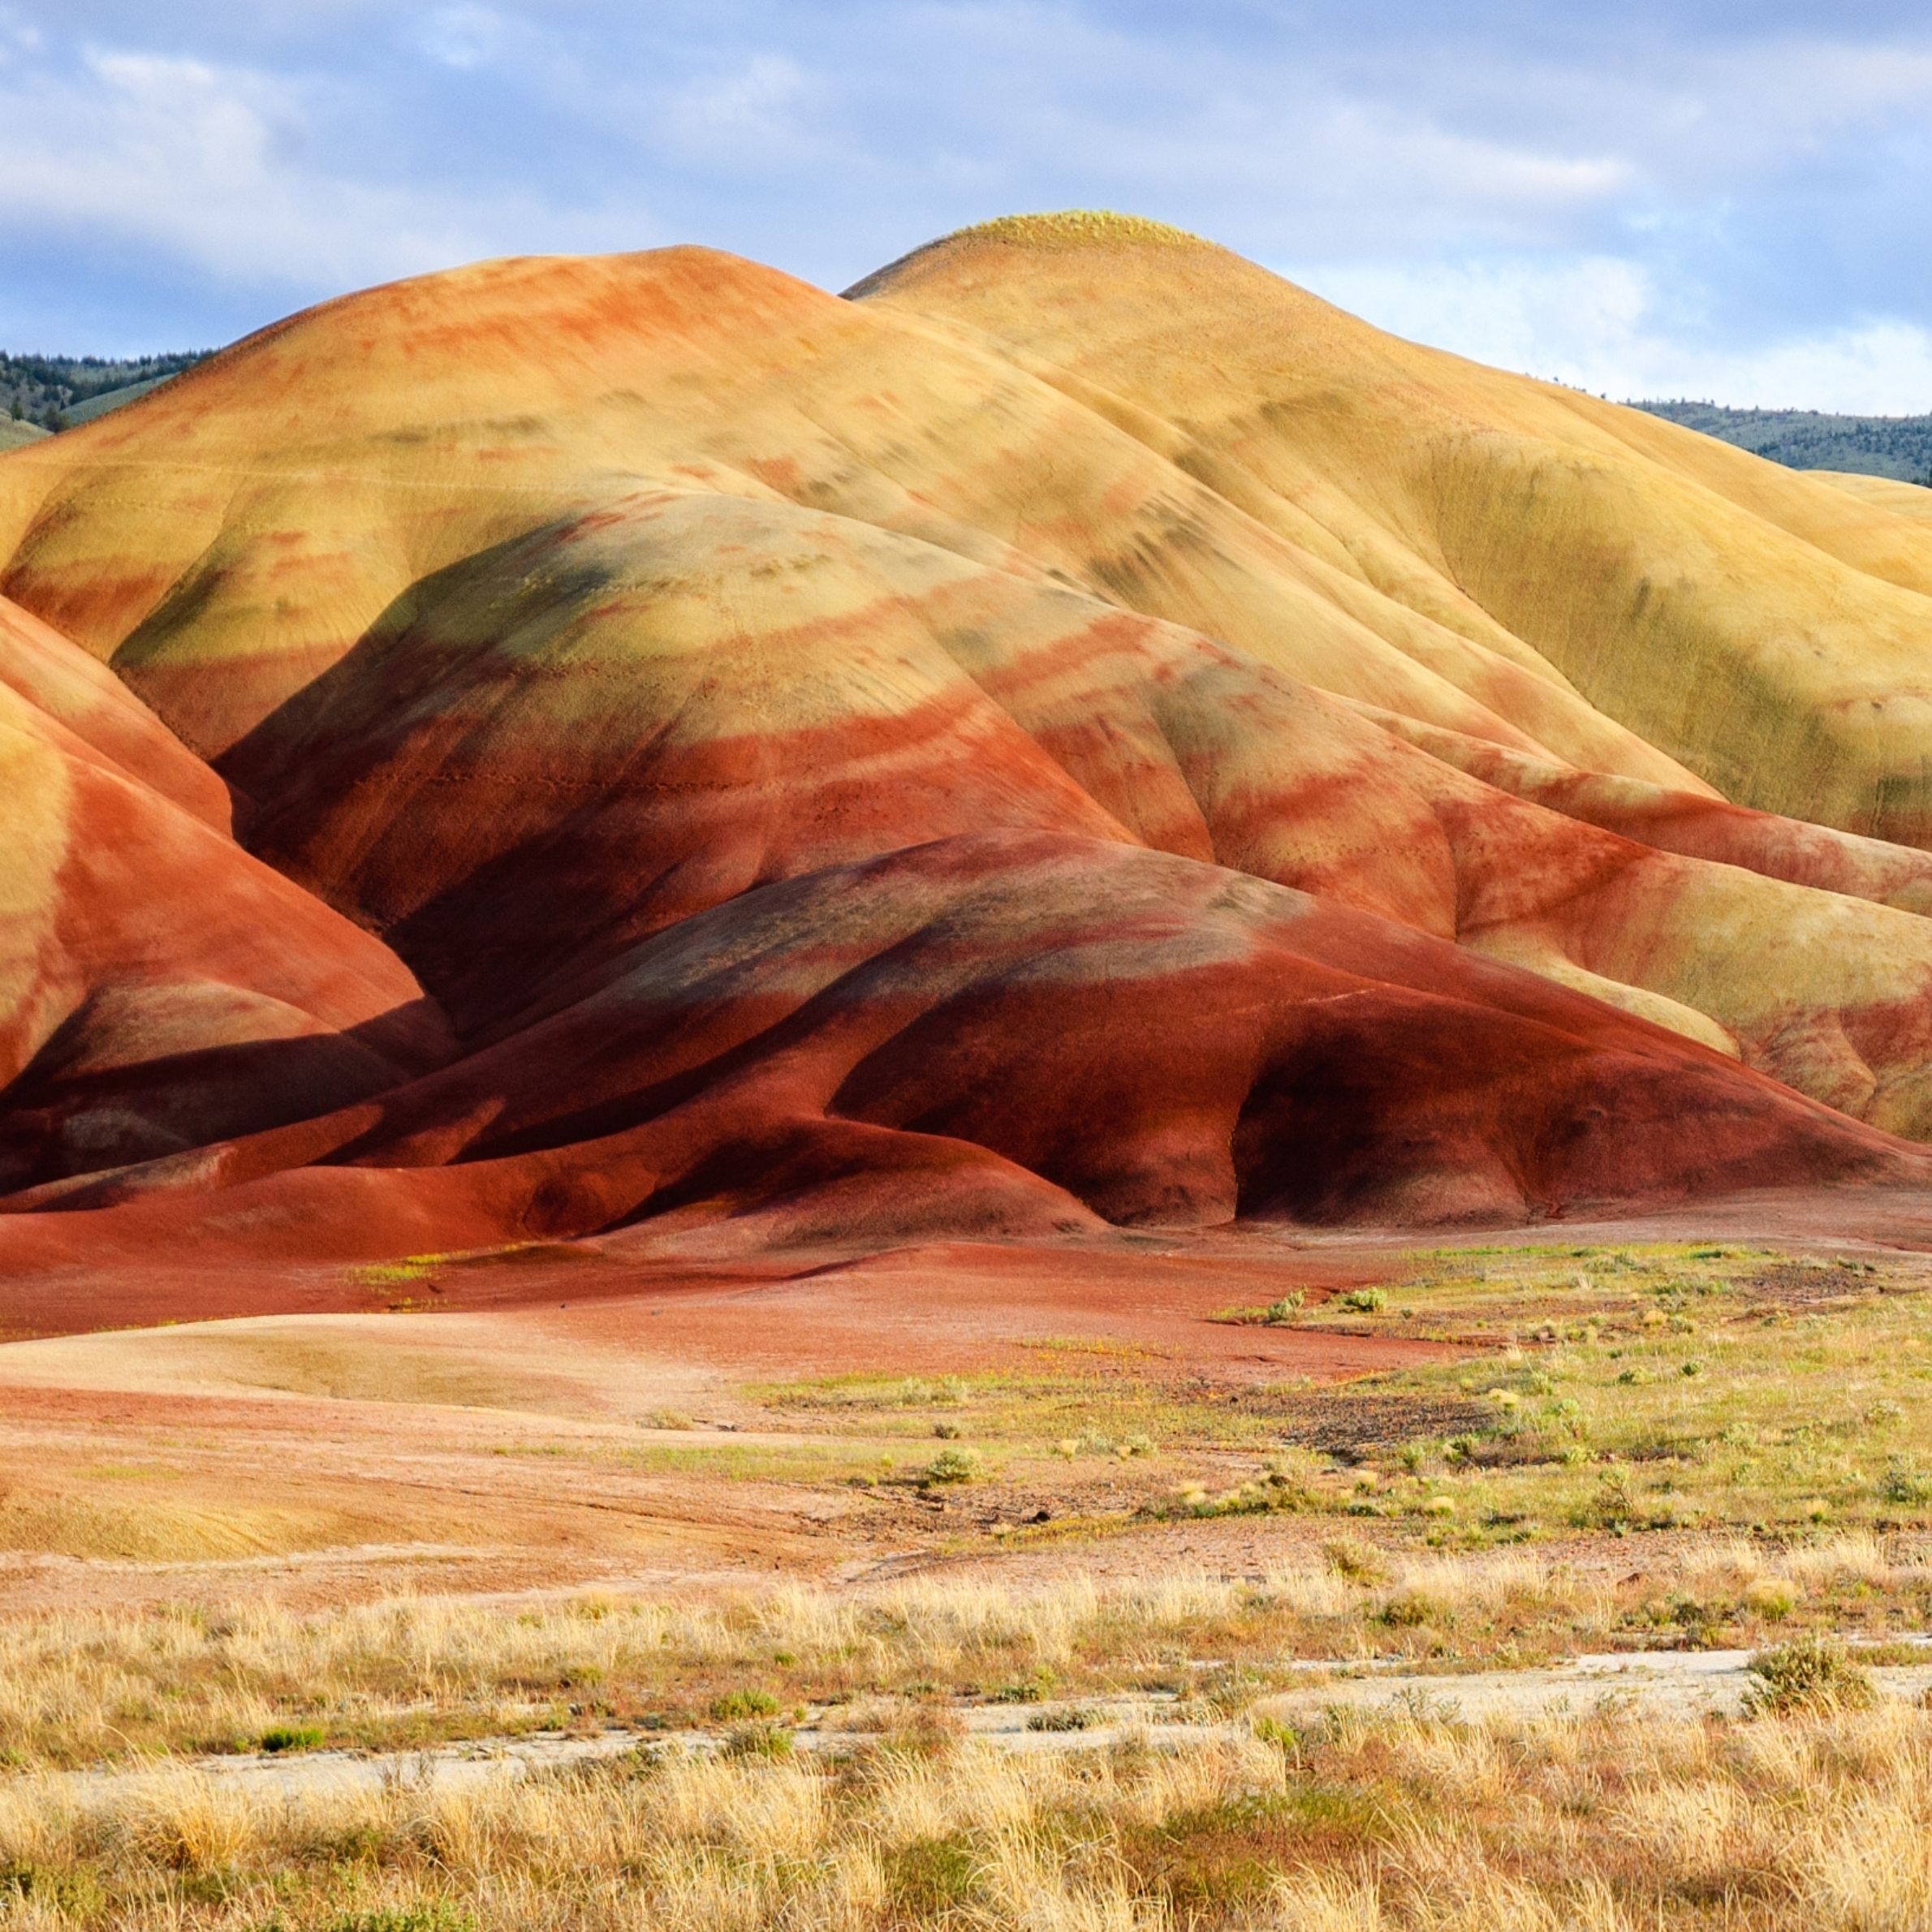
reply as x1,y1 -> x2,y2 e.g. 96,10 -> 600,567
0,596 -> 454,1198
0,833 -> 1920,1284
0,231 -> 1930,1302
216,488 -> 1932,1135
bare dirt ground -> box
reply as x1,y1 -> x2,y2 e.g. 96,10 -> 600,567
4,1193 -> 1930,1619
0,1233 -> 1443,1615
10,1178 -> 1932,1343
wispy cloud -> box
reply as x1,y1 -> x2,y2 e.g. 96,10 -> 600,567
0,1 -> 1927,408
0,34 -> 648,303
1296,254 -> 1932,413
416,6 -> 511,72
0,48 -> 487,287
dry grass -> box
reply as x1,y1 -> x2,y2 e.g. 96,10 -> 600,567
6,1241 -> 1931,1921
0,1572 -> 1310,1767
2,1541 -> 1927,1772
6,1701 -> 1932,1927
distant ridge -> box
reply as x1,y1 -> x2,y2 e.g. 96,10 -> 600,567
1632,399 -> 1932,486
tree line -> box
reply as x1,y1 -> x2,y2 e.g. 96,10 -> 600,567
1632,399 -> 1932,487
2,350 -> 209,432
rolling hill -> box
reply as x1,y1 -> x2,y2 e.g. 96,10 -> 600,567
5,211 -> 1932,1292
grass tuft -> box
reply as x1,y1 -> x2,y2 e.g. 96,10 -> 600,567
257,1724 -> 326,1754
922,1447 -> 981,1486
1744,1633 -> 1878,1715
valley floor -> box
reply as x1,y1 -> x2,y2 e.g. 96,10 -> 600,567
5,1205 -> 1932,1926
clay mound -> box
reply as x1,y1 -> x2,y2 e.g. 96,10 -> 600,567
210,484 -> 1932,1137
0,606 -> 452,1194
2,221 -> 1932,1292
1812,472 -> 1932,528
0,244 -> 1704,784
222,491 -> 1132,1035
855,213 -> 1932,843
2,834 -> 1914,1282
0,590 -> 229,829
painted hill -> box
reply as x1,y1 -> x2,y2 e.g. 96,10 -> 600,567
0,589 -> 454,1203
5,211 -> 1932,1283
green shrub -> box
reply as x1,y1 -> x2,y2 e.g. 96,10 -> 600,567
1,1865 -> 106,1916
1337,1288 -> 1386,1313
1879,1459 -> 1931,1506
1025,1706 -> 1098,1731
258,1725 -> 326,1754
1743,1635 -> 1876,1716
1575,1470 -> 1637,1532
990,1667 -> 1057,1704
1322,1536 -> 1389,1584
886,1836 -> 982,1917
1742,1577 -> 1798,1622
1194,1665 -> 1268,1717
923,1447 -> 981,1485
1251,1713 -> 1305,1758
344,1257 -> 442,1287
1172,1453 -> 1319,1519
1379,1589 -> 1441,1628
722,1721 -> 793,1759
709,1688 -> 779,1722
327,1905 -> 476,1932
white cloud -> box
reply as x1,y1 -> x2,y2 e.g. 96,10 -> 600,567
416,5 -> 507,71
775,2 -> 1643,259
1668,37 -> 1932,164
1295,252 -> 1932,412
0,41 -> 635,292
0,0 -> 1926,412
1680,321 -> 1932,416
658,53 -> 823,170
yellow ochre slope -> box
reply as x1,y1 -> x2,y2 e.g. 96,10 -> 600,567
856,211 -> 1932,843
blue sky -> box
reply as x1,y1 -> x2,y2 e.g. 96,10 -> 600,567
2,2 -> 1930,408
